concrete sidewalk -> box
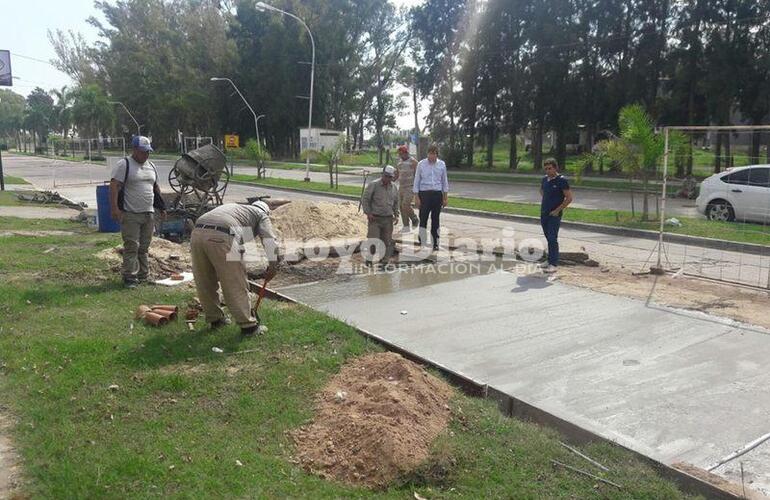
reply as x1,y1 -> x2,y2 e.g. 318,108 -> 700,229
278,269 -> 770,495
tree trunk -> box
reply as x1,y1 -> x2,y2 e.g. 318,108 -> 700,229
509,129 -> 518,170
533,122 -> 544,172
486,125 -> 494,170
714,132 -> 722,173
642,173 -> 649,221
750,129 -> 761,164
724,132 -> 732,169
555,127 -> 567,170
466,123 -> 475,168
412,77 -> 420,142
766,132 -> 770,163
686,136 -> 694,176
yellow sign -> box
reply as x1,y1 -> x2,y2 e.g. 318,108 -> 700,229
224,134 -> 240,148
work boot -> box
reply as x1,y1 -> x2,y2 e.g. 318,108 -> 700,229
210,318 -> 231,330
240,324 -> 262,337
123,279 -> 138,289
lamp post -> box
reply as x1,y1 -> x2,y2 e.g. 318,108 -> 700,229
210,77 -> 260,152
108,101 -> 141,137
256,1 -> 315,182
256,114 -> 265,153
211,77 -> 262,178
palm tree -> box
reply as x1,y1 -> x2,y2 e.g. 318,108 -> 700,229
71,84 -> 114,156
52,86 -> 73,156
593,105 -> 667,221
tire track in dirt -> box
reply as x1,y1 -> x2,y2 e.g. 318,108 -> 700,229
0,412 -> 21,500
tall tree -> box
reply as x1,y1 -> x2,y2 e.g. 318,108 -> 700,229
0,89 -> 26,149
24,88 -> 55,151
71,84 -> 114,154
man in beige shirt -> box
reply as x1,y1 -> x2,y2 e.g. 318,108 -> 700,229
362,165 -> 399,265
191,200 -> 279,336
393,145 -> 419,232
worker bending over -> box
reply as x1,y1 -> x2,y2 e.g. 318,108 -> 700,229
190,201 -> 279,336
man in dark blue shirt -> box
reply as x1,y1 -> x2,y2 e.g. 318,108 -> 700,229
539,158 -> 573,272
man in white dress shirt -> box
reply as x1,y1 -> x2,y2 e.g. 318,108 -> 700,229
412,143 -> 449,250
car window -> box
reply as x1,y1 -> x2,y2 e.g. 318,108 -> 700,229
746,167 -> 770,187
721,169 -> 752,185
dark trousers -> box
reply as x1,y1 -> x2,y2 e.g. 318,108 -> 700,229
540,213 -> 562,266
418,191 -> 443,248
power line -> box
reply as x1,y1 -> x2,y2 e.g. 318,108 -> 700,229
10,52 -> 57,66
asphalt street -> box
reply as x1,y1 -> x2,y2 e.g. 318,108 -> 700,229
3,153 -> 767,287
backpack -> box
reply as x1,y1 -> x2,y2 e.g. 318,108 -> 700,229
117,156 -> 166,212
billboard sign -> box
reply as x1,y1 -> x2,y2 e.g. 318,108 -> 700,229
0,51 -> 11,86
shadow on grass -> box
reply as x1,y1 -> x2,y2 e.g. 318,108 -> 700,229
17,281 -> 124,306
117,323 -> 254,370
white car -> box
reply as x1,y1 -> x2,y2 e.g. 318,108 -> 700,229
696,165 -> 770,223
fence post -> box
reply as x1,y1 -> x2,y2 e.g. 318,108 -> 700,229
655,127 -> 670,271
0,148 -> 5,191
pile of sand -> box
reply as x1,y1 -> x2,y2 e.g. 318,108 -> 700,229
272,201 -> 368,242
96,238 -> 192,280
293,352 -> 453,488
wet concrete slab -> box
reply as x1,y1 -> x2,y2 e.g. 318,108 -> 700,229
279,269 -> 770,495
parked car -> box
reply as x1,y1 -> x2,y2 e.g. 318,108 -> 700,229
696,165 -> 770,223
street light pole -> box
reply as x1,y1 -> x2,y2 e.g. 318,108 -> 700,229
108,101 -> 141,137
211,77 -> 262,177
256,1 -> 314,182
255,114 -> 265,154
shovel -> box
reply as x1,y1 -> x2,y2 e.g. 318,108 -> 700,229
252,275 -> 272,329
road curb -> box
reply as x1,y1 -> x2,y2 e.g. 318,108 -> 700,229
232,180 -> 768,256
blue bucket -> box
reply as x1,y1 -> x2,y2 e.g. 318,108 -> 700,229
96,184 -> 120,232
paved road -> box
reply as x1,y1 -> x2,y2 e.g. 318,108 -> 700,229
257,165 -> 700,218
280,270 -> 770,496
2,154 -> 767,287
2,154 -> 699,217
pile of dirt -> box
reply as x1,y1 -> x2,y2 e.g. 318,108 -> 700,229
293,352 -> 453,488
272,201 -> 368,242
96,238 -> 192,280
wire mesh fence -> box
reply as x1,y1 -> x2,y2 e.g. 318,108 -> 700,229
650,126 -> 770,289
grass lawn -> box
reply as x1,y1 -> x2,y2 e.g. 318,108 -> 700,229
232,175 -> 770,246
0,191 -> 25,206
0,217 -> 697,498
2,175 -> 29,185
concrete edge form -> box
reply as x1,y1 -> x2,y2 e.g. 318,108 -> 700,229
232,180 -> 768,256
246,279 -> 743,499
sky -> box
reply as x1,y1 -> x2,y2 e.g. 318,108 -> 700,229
0,0 -> 426,131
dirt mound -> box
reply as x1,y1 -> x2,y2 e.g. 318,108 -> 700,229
293,352 -> 453,488
272,201 -> 367,242
96,238 -> 191,280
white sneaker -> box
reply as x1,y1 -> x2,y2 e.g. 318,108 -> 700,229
400,227 -> 411,234
542,265 -> 558,273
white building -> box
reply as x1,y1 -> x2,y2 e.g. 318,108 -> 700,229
299,127 -> 344,152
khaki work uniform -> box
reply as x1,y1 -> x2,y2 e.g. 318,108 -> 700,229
111,157 -> 158,282
396,156 -> 419,227
362,179 -> 399,263
190,204 -> 278,327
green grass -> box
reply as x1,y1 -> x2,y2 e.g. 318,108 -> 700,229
0,218 -> 697,498
0,191 -> 25,206
448,172 -> 679,194
2,175 -> 29,185
233,175 -> 770,246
